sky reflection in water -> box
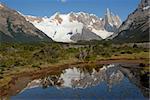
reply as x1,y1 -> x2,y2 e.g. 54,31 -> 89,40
11,64 -> 146,100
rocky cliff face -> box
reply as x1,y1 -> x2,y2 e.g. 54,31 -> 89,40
70,27 -> 102,41
0,3 -> 52,43
104,8 -> 122,33
112,0 -> 149,43
25,9 -> 121,42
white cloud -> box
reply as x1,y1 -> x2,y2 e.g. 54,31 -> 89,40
60,0 -> 67,3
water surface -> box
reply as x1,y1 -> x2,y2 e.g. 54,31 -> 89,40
1,63 -> 149,100
9,64 -> 148,100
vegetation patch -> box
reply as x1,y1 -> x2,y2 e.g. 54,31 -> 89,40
0,42 -> 149,88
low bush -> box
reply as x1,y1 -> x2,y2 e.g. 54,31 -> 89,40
0,76 -> 3,79
32,64 -> 40,68
0,64 -> 7,68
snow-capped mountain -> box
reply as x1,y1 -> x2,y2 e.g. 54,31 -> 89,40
25,9 -> 122,42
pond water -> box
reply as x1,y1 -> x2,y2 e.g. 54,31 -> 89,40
3,64 -> 149,99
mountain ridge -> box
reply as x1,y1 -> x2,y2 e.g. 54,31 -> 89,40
25,9 -> 122,42
111,0 -> 149,43
0,3 -> 52,43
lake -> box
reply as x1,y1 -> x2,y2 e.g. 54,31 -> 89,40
1,63 -> 149,100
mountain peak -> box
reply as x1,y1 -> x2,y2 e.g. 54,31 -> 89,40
53,12 -> 61,16
0,3 -> 5,9
50,12 -> 61,19
138,0 -> 149,9
106,8 -> 112,16
106,8 -> 111,13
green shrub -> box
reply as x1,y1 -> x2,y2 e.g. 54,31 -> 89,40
126,51 -> 133,54
32,64 -> 40,68
66,48 -> 78,53
120,51 -> 125,54
0,76 -> 3,79
85,55 -> 96,61
14,61 -> 21,66
0,71 -> 4,74
1,68 -> 5,71
133,44 -> 138,48
101,52 -> 111,58
32,44 -> 66,63
0,64 -> 7,68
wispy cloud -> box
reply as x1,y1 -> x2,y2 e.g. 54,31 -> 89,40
60,0 -> 67,3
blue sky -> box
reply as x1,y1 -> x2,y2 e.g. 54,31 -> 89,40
1,0 -> 140,21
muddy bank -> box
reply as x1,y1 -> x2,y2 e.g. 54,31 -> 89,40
3,59 -> 149,80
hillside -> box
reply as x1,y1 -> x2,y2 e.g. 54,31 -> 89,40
112,0 -> 149,43
0,3 -> 52,43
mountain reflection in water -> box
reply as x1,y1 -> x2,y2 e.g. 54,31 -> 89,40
10,64 -> 148,100
26,64 -> 124,90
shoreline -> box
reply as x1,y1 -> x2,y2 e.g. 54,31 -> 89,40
0,58 -> 149,97
3,58 -> 149,77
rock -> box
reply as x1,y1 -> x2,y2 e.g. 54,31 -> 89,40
112,0 -> 149,43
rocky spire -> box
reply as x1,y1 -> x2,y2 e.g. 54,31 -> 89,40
105,8 -> 113,24
104,8 -> 121,32
106,8 -> 111,17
